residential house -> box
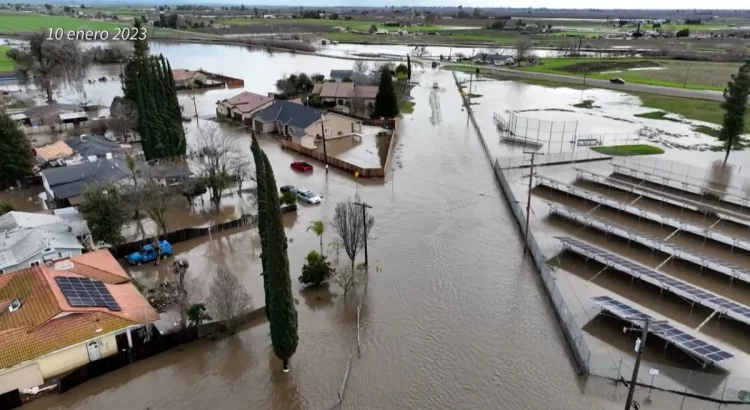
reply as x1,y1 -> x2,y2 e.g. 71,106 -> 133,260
252,101 -> 362,148
472,53 -> 514,66
0,250 -> 159,395
0,210 -> 88,238
329,69 -> 355,82
22,103 -> 86,126
311,82 -> 378,111
39,158 -> 191,208
33,141 -> 75,167
35,135 -> 127,168
171,69 -> 207,88
215,91 -> 274,124
0,222 -> 85,275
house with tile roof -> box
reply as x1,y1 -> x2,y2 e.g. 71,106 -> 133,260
311,82 -> 378,112
215,91 -> 274,124
0,250 -> 158,395
252,101 -> 362,148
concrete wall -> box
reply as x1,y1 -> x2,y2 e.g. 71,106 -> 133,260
37,333 -> 118,379
0,363 -> 43,395
318,113 -> 362,137
281,139 -> 384,178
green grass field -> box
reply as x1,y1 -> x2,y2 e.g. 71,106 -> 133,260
591,144 -> 665,156
0,12 -> 128,33
634,93 -> 750,134
219,17 -> 451,32
0,46 -> 14,71
520,57 -> 739,91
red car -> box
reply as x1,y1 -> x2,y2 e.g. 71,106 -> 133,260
291,161 -> 313,173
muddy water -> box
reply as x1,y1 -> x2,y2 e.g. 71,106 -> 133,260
23,68 -> 632,410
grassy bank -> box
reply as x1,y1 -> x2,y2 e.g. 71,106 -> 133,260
399,101 -> 415,114
633,93 -> 750,133
0,46 -> 14,71
591,144 -> 665,156
520,58 -> 739,91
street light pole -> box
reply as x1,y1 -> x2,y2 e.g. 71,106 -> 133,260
320,113 -> 329,173
353,201 -> 373,269
624,317 -> 666,410
523,151 -> 543,256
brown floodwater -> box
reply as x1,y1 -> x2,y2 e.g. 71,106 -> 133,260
9,43 -> 750,409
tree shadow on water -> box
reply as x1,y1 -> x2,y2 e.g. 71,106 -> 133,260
217,335 -> 256,383
299,283 -> 337,311
267,348 -> 303,410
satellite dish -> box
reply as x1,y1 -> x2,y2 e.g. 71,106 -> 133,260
8,298 -> 22,313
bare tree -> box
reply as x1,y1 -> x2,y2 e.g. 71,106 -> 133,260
349,86 -> 366,115
332,263 -> 365,299
193,123 -> 243,207
728,44 -> 748,61
557,37 -> 579,57
330,194 -> 375,273
108,96 -> 138,137
514,36 -> 533,66
411,45 -> 428,58
207,266 -> 253,333
172,259 -> 190,328
140,169 -> 176,236
231,156 -> 254,194
353,59 -> 370,74
12,31 -> 90,103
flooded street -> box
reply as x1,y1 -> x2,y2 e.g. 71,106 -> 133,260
7,42 -> 749,409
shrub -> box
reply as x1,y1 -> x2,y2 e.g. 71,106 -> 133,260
280,190 -> 297,205
299,250 -> 334,286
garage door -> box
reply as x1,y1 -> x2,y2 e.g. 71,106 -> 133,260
254,120 -> 263,133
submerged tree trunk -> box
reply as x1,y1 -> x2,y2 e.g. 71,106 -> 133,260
282,359 -> 289,372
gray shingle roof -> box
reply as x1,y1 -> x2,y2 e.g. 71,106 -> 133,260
40,158 -> 131,200
255,101 -> 323,130
64,135 -> 125,158
0,228 -> 83,271
330,69 -> 354,80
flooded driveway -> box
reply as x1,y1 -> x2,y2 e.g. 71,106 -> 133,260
10,44 -> 745,409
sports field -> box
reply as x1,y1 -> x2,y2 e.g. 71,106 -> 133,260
520,58 -> 740,91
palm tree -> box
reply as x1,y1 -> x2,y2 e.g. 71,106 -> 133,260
307,220 -> 324,254
328,238 -> 341,262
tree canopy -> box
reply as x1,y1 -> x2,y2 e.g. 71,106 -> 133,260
720,61 -> 750,166
299,250 -> 333,286
79,185 -> 129,246
251,136 -> 271,321
374,68 -> 399,118
0,110 -> 34,187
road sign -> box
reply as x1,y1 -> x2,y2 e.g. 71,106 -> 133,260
649,368 -> 659,376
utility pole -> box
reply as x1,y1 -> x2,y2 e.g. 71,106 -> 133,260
320,113 -> 329,173
683,67 -> 690,89
353,201 -> 373,269
190,85 -> 199,125
523,151 -> 543,255
624,317 -> 666,410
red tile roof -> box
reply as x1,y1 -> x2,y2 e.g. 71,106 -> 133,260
0,250 -> 158,369
224,91 -> 273,113
314,83 -> 378,99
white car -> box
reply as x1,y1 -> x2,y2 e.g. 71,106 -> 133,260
296,189 -> 321,204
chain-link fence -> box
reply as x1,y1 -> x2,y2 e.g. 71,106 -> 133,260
495,150 -> 612,170
492,157 -> 591,374
494,111 -> 579,154
574,133 -> 643,147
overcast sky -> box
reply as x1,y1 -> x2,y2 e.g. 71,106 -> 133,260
245,1 -> 746,8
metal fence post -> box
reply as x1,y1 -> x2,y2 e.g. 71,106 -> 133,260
616,357 -> 623,386
680,371 -> 692,409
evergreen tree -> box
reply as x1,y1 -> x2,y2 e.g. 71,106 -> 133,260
720,61 -> 750,166
163,57 -> 187,156
0,109 -> 34,186
250,136 -> 271,321
374,68 -> 399,118
121,19 -> 149,105
406,54 -> 412,81
261,151 -> 298,372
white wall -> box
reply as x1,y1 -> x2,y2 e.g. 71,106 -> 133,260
0,363 -> 44,395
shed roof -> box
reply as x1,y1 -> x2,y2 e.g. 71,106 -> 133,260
64,135 -> 124,158
58,112 -> 89,121
172,69 -> 202,81
35,141 -> 74,162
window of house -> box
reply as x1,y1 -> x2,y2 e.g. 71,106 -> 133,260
29,261 -> 41,267
324,128 -> 330,134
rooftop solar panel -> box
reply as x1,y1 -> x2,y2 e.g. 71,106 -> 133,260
548,204 -> 750,283
54,276 -> 121,312
591,295 -> 733,364
556,236 -> 750,323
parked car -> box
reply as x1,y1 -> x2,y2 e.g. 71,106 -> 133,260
610,78 -> 625,84
126,240 -> 173,265
280,184 -> 296,193
296,189 -> 322,204
291,161 -> 313,173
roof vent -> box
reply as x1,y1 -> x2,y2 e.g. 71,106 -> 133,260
8,298 -> 22,313
54,259 -> 74,271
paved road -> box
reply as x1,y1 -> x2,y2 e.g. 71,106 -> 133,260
440,61 -> 724,102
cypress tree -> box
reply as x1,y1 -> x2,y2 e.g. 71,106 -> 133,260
406,54 -> 412,81
122,19 -> 149,106
720,61 -> 750,166
135,69 -> 153,159
163,57 -> 187,156
261,151 -> 298,372
250,137 -> 271,321
374,68 -> 400,118
0,109 -> 34,186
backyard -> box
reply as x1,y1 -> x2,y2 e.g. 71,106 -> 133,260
520,57 -> 740,91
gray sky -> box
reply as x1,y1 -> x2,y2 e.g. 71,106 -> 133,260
246,1 -> 745,8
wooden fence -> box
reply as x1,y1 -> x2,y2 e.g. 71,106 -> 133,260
382,127 -> 398,178
110,213 -> 258,259
281,139 -> 385,178
0,390 -> 21,410
58,306 -> 267,394
198,70 -> 245,88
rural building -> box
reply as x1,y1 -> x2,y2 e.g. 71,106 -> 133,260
472,53 -> 514,66
311,82 -> 378,109
0,251 -> 159,395
22,103 -> 87,126
252,101 -> 362,148
171,69 -> 207,88
0,211 -> 87,274
58,112 -> 89,125
215,91 -> 274,124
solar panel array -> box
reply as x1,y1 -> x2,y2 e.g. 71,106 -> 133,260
591,295 -> 734,364
556,236 -> 750,322
55,276 -> 121,312
538,176 -> 750,251
549,203 -> 750,283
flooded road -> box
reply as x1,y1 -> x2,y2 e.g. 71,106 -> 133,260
8,43 -> 748,409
